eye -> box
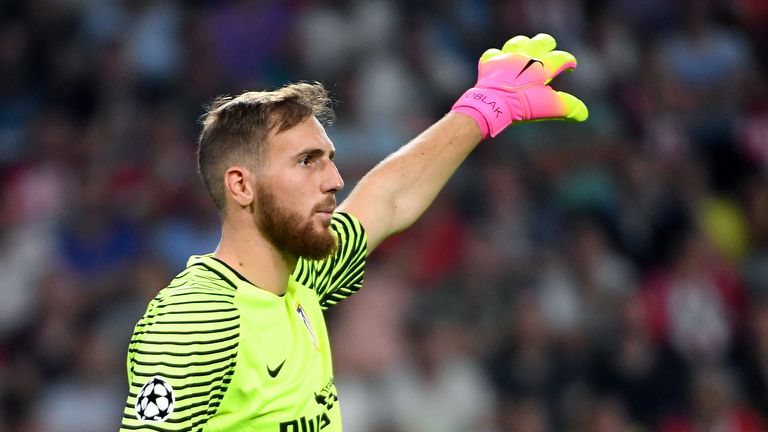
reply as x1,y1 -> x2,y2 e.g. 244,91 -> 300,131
299,155 -> 312,166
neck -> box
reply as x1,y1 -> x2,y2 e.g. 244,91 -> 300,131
213,216 -> 296,296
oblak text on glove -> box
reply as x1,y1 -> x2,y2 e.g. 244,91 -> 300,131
464,91 -> 504,118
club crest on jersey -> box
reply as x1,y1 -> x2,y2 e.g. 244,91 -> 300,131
135,375 -> 175,422
296,304 -> 319,350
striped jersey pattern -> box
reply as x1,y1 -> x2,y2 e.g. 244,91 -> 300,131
119,212 -> 367,431
292,212 -> 367,309
120,265 -> 240,431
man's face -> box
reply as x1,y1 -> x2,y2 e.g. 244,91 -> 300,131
254,116 -> 344,260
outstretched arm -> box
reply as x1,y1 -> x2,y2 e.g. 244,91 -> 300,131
339,33 -> 588,253
338,113 -> 482,252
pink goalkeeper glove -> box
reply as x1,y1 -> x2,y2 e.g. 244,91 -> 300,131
451,33 -> 588,138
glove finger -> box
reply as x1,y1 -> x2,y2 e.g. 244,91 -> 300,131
540,50 -> 577,83
556,91 -> 588,121
480,48 -> 503,64
524,86 -> 589,121
501,35 -> 531,54
525,33 -> 557,58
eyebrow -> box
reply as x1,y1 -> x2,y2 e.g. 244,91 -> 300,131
297,148 -> 335,160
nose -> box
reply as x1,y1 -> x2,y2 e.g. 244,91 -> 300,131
323,161 -> 344,194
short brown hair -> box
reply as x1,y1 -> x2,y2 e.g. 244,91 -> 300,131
197,82 -> 334,212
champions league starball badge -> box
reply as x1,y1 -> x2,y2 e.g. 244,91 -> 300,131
135,375 -> 175,422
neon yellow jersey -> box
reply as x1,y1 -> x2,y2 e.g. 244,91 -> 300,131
120,212 -> 366,432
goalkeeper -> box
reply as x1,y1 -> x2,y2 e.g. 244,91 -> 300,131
120,34 -> 587,431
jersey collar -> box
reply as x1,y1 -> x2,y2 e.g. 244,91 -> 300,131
186,254 -> 294,298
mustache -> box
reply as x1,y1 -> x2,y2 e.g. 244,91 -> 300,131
313,197 -> 336,213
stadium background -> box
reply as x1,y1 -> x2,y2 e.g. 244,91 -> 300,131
1,0 -> 768,430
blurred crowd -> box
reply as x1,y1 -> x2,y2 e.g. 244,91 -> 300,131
1,0 -> 768,431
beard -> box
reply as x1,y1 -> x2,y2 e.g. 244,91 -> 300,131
255,185 -> 338,261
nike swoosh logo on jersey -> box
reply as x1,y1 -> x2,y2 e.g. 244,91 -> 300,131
267,359 -> 286,378
515,59 -> 544,79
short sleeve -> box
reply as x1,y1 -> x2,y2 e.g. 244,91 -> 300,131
120,288 -> 240,431
292,212 -> 367,310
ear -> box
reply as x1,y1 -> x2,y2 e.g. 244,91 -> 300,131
223,166 -> 255,209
